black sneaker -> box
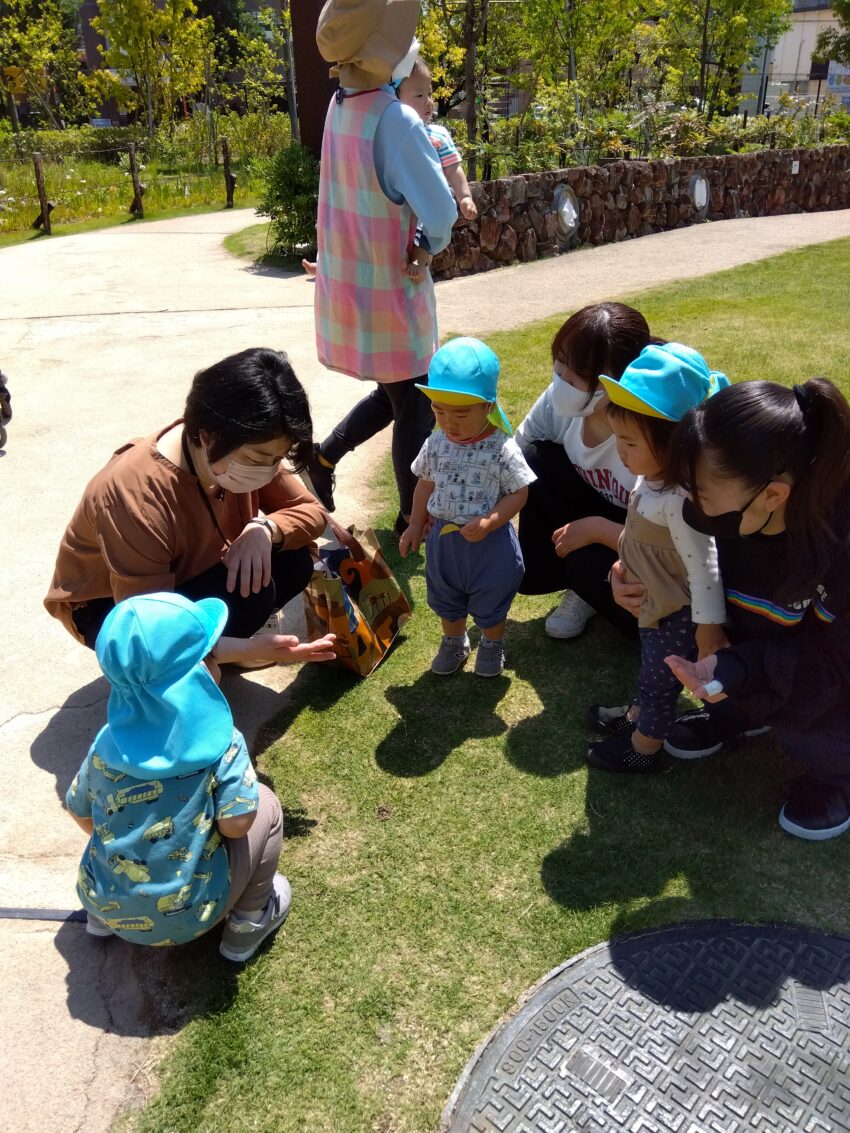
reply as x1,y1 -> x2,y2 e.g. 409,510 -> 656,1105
586,734 -> 667,774
663,708 -> 771,760
779,775 -> 850,841
304,445 -> 336,512
586,703 -> 635,738
394,512 -> 408,538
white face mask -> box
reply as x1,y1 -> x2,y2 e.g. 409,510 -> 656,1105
212,459 -> 280,494
550,372 -> 607,419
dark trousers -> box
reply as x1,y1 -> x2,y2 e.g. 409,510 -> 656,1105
72,547 -> 314,649
637,607 -> 697,739
319,375 -> 433,518
701,698 -> 850,787
517,440 -> 637,639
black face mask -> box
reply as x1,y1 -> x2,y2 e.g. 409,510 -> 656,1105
681,483 -> 771,540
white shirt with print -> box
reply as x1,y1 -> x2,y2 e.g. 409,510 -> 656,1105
411,430 -> 536,522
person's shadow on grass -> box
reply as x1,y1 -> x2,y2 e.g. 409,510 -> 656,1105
504,613 -> 640,778
539,730 -> 850,1006
376,667 -> 511,777
54,917 -> 240,1038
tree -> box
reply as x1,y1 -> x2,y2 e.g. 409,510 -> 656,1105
91,0 -> 214,133
813,0 -> 850,69
0,0 -> 91,130
654,0 -> 791,120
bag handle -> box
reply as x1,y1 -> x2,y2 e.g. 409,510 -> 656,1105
323,511 -> 366,562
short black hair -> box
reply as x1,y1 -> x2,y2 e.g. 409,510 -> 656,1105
183,348 -> 313,470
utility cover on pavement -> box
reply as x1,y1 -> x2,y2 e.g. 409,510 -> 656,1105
442,921 -> 850,1132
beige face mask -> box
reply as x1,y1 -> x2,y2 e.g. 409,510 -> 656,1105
211,459 -> 280,494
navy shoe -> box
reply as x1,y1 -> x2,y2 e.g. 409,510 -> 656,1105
585,703 -> 635,738
586,734 -> 667,774
779,775 -> 850,842
663,707 -> 771,760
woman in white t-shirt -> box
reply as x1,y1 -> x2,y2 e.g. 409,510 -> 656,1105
515,303 -> 652,639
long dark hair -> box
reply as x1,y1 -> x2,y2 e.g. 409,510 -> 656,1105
550,303 -> 651,403
671,378 -> 850,598
184,348 -> 313,470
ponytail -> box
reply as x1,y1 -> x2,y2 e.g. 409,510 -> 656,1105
785,379 -> 850,565
672,378 -> 850,600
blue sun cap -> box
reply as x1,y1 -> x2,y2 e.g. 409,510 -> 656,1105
94,592 -> 233,778
599,342 -> 730,421
415,336 -> 512,434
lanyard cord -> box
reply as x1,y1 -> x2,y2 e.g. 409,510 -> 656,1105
181,429 -> 232,548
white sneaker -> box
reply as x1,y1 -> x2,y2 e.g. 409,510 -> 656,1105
544,591 -> 595,639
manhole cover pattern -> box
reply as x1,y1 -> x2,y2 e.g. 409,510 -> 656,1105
443,922 -> 850,1132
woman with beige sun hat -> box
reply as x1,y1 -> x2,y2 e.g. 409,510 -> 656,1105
305,0 -> 458,535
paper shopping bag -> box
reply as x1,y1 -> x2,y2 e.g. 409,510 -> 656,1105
303,521 -> 412,677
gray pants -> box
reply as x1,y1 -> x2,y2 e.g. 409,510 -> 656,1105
223,785 -> 284,916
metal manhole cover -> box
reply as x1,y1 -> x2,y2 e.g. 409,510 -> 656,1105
442,921 -> 850,1132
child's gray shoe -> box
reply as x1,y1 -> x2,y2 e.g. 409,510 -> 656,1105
431,634 -> 471,675
86,912 -> 114,937
474,637 -> 506,677
219,873 -> 292,963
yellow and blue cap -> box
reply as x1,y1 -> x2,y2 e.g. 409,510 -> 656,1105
599,342 -> 730,421
415,337 -> 512,434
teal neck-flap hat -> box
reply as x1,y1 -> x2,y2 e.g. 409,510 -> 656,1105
415,336 -> 512,434
94,593 -> 233,777
600,342 -> 730,421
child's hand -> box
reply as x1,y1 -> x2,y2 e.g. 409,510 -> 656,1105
459,196 -> 478,220
399,523 -> 423,557
695,623 -> 730,660
460,516 -> 491,542
665,654 -> 727,703
402,246 -> 432,283
552,517 -> 597,558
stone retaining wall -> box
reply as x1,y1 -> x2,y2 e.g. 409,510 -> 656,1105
431,145 -> 850,279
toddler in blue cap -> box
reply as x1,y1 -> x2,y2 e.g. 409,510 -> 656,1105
584,343 -> 730,773
399,337 -> 536,676
66,592 -> 290,962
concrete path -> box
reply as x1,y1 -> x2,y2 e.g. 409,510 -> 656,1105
1,206 -> 848,1133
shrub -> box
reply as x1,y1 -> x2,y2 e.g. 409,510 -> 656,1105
256,142 -> 320,254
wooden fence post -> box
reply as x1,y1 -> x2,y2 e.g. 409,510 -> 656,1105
219,136 -> 236,208
32,152 -> 53,234
128,143 -> 145,217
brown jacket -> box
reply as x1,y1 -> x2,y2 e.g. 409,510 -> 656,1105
45,425 -> 325,642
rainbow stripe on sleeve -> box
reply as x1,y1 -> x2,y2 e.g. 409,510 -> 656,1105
726,589 -> 836,626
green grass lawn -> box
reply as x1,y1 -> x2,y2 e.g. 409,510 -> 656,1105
128,237 -> 850,1133
222,220 -> 304,273
0,202 -> 260,250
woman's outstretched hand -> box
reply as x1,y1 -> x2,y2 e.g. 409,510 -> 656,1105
218,633 -> 338,667
665,653 -> 727,702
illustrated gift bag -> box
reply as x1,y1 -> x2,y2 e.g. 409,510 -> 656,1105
303,520 -> 412,677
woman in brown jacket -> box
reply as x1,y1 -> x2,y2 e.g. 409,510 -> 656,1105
46,347 -> 335,668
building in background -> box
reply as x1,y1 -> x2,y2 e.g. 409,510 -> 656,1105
741,1 -> 840,115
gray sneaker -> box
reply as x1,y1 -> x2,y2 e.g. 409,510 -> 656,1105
86,912 -> 114,937
474,638 -> 506,677
219,874 -> 292,963
431,633 -> 471,675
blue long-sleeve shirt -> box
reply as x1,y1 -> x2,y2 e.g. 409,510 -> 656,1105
361,84 -> 457,254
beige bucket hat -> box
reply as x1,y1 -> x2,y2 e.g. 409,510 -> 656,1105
317,0 -> 421,89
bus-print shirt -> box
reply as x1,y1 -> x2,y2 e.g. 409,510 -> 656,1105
66,730 -> 259,946
412,429 -> 536,522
